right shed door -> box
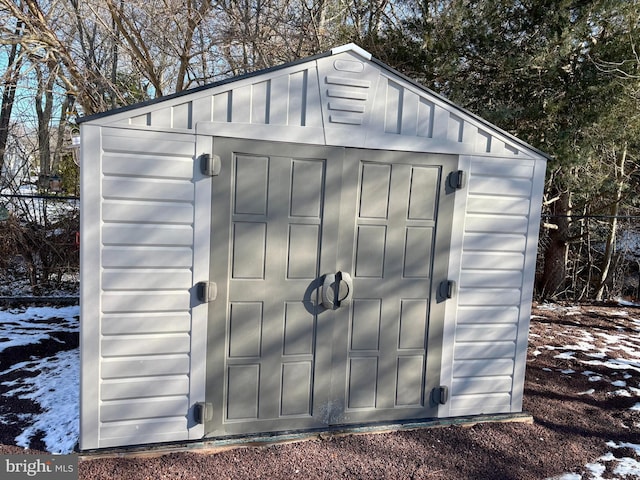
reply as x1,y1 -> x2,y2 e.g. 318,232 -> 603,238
328,149 -> 456,425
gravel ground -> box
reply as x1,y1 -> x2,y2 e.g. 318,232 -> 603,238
1,302 -> 639,479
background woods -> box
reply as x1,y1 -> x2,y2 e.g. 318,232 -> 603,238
0,0 -> 639,300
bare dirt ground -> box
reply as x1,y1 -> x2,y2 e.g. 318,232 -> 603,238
1,302 -> 639,480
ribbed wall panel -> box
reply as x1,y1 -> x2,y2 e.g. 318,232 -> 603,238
449,156 -> 536,416
96,130 -> 196,447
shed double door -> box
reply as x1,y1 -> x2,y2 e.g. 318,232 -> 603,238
205,138 -> 455,437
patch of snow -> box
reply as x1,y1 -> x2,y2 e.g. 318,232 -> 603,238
609,389 -> 632,397
578,443 -> 640,479
0,305 -> 79,454
606,441 -> 640,455
3,348 -> 79,454
585,461 -> 606,478
585,352 -> 607,358
554,351 -> 577,360
537,303 -> 563,311
581,358 -> 640,374
563,342 -> 597,351
578,389 -> 595,395
594,332 -> 624,343
612,380 -> 627,387
546,474 -> 582,480
614,457 -> 640,477
616,298 -> 640,307
588,375 -> 603,382
630,402 -> 640,411
0,306 -> 79,353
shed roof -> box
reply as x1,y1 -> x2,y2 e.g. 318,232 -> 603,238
79,44 -> 550,161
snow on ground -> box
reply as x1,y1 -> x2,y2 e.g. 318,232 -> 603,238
6,348 -> 79,454
0,305 -> 79,454
0,306 -> 79,353
540,304 -> 640,480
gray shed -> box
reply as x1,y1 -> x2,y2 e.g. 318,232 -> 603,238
78,44 -> 547,450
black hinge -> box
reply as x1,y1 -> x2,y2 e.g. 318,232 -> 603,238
196,281 -> 217,303
194,402 -> 213,424
432,386 -> 449,405
447,170 -> 464,190
438,280 -> 455,301
199,153 -> 221,176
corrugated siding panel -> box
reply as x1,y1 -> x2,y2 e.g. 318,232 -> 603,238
454,341 -> 516,360
99,417 -> 188,445
101,397 -> 189,422
452,376 -> 513,395
101,312 -> 191,335
103,224 -> 193,246
456,306 -> 520,325
450,157 -> 537,416
102,270 -> 192,290
449,393 -> 512,416
101,355 -> 191,379
455,324 -> 517,342
453,359 -> 514,377
101,376 -> 189,400
103,177 -> 193,202
101,333 -> 191,357
97,129 -> 196,447
102,247 -> 193,268
463,233 -> 526,252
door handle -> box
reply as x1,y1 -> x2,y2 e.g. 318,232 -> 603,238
337,271 -> 353,307
322,273 -> 336,309
322,271 -> 353,309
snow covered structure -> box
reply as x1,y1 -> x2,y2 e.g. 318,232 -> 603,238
78,44 -> 548,450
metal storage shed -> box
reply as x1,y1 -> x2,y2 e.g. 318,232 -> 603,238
78,44 -> 547,450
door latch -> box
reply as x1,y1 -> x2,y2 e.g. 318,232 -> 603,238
322,271 -> 353,309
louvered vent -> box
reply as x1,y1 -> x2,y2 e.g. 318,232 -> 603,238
325,66 -> 370,126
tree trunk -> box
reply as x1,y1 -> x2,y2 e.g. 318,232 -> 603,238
35,64 -> 56,185
51,94 -> 73,175
595,144 -> 627,301
538,190 -> 571,298
0,22 -> 24,180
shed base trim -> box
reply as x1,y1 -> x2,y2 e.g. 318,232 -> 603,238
79,412 -> 533,459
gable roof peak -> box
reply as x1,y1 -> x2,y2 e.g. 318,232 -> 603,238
331,43 -> 372,60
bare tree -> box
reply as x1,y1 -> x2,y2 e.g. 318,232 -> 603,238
0,20 -> 24,180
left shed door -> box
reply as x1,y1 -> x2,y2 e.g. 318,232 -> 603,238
81,126 -> 200,449
205,138 -> 343,436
